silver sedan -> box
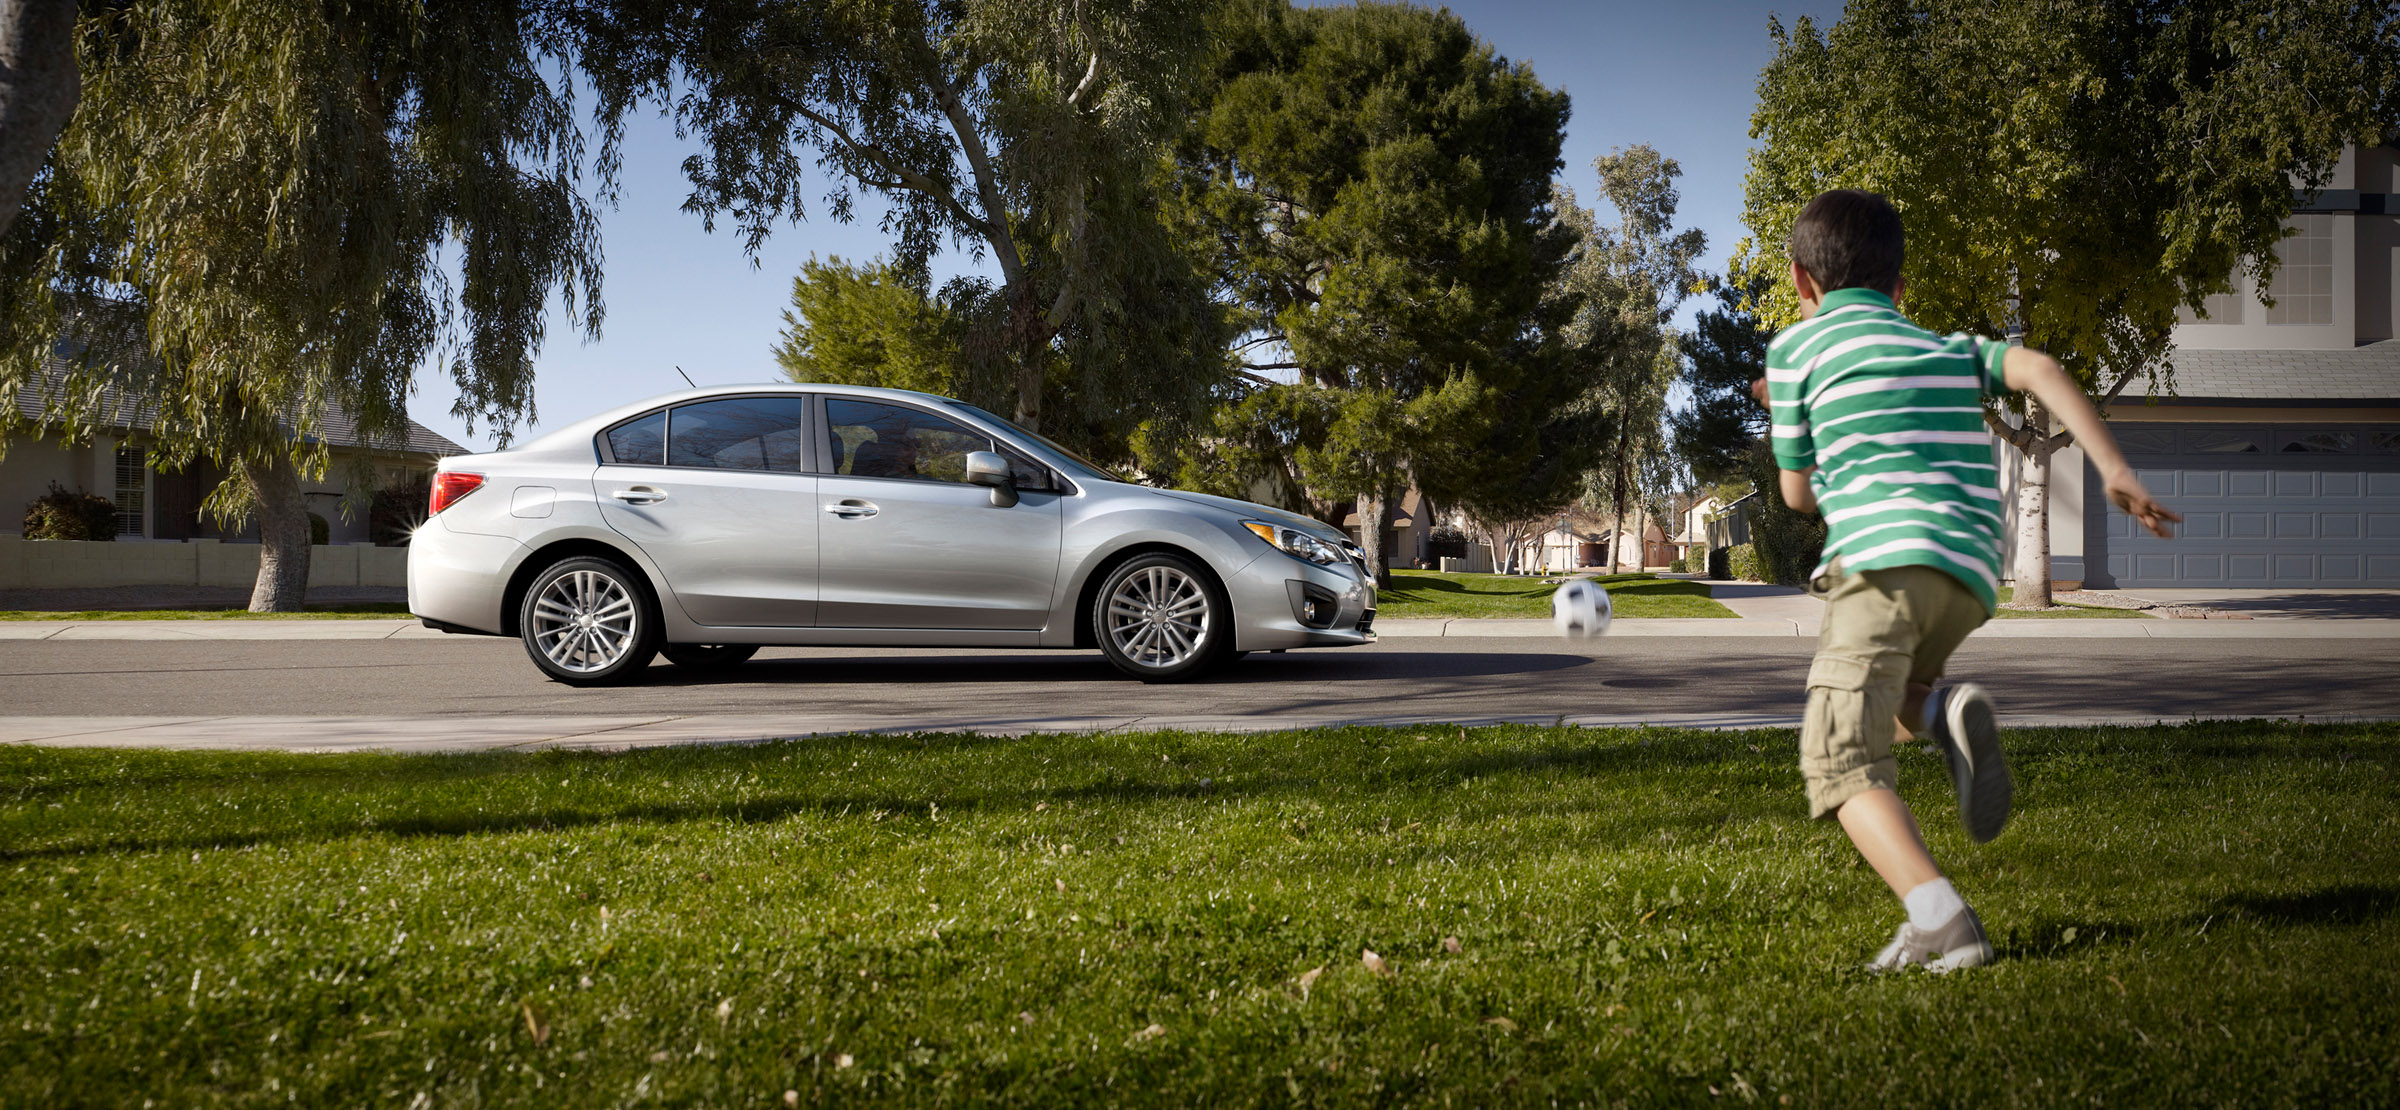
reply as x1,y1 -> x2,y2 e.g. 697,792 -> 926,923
406,384 -> 1376,684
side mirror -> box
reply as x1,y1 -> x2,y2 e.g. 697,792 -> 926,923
964,450 -> 1017,508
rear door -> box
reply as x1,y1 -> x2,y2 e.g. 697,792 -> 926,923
814,397 -> 1064,629
593,395 -> 822,627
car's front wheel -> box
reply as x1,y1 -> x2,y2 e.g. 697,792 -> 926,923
520,556 -> 659,686
1093,552 -> 1231,683
661,643 -> 760,672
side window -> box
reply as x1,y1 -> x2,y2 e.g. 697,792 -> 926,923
668,396 -> 814,472
603,410 -> 666,465
826,399 -> 989,484
1000,444 -> 1056,492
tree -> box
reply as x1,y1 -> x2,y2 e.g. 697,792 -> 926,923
773,257 -> 965,396
0,0 -> 76,239
1671,274 -> 1775,484
1166,0 -> 1575,586
570,0 -> 1227,455
1,1 -> 602,610
1552,146 -> 1704,573
1738,0 -> 2400,606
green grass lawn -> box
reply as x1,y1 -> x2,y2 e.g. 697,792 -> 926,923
4,721 -> 2393,1106
1992,587 -> 2153,619
0,603 -> 414,621
1379,570 -> 1736,619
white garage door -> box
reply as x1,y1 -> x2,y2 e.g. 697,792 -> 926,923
2088,424 -> 2400,588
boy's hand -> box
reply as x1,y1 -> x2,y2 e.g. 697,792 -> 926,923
2103,468 -> 2182,538
1750,377 -> 1770,406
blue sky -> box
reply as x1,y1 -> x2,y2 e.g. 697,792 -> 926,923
411,1 -> 1846,452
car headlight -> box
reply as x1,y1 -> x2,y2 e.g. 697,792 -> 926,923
1243,520 -> 1345,566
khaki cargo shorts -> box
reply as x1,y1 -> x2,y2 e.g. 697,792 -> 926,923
1800,561 -> 1989,819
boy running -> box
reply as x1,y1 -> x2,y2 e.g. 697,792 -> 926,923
1757,189 -> 2179,971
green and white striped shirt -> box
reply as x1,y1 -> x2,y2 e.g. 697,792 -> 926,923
1766,288 -> 2009,611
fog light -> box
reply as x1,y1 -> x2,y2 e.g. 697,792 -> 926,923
1302,599 -> 1324,624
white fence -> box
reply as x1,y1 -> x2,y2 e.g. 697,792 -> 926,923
0,535 -> 408,589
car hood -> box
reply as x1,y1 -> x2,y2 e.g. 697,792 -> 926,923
1147,488 -> 1350,544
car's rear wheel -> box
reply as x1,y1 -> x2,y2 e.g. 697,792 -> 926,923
520,556 -> 659,686
1093,552 -> 1231,683
661,643 -> 760,672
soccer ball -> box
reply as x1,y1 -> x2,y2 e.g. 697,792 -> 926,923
1552,578 -> 1613,639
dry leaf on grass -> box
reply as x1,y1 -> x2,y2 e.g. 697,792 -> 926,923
520,1001 -> 550,1046
716,998 -> 734,1022
1361,949 -> 1393,977
1296,965 -> 1326,996
835,1053 -> 854,1069
1482,1016 -> 1516,1032
783,1091 -> 800,1108
1441,936 -> 1462,953
1132,1023 -> 1167,1042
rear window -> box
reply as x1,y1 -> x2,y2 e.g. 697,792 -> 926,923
668,396 -> 814,472
604,411 -> 665,465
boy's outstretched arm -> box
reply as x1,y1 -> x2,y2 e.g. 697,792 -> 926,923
2001,348 -> 2183,538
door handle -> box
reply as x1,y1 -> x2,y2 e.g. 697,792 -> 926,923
825,500 -> 879,519
611,486 -> 667,505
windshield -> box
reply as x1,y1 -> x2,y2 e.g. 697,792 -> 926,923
952,404 -> 1128,485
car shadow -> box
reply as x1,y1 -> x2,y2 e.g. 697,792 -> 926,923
628,648 -> 1595,686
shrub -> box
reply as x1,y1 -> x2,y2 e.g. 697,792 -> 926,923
1727,543 -> 1762,582
22,483 -> 118,541
1741,440 -> 1827,586
370,480 -> 431,546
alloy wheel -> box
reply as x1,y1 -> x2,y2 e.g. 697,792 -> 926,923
1104,562 -> 1213,670
529,569 -> 641,673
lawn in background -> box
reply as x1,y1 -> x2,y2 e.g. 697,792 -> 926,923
0,603 -> 414,621
1992,586 -> 2154,619
4,721 -> 2393,1106
1378,570 -> 1735,619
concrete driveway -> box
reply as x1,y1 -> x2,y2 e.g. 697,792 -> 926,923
2102,588 -> 2400,620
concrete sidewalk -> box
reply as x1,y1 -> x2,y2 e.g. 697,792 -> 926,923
12,707 -> 2384,753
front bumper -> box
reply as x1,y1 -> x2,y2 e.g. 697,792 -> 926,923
1227,553 -> 1375,651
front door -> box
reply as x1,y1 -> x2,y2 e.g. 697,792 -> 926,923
815,397 -> 1064,629
594,395 -> 821,627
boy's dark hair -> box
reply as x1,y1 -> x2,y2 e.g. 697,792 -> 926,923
1788,189 -> 1904,295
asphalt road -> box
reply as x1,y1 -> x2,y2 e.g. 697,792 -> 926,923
4,634 -> 2395,741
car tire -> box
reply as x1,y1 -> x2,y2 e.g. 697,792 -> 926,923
1092,552 -> 1232,683
661,643 -> 760,671
519,556 -> 660,686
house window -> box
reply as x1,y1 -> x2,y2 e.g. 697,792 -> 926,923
113,445 -> 149,537
2176,284 -> 2245,325
2264,215 -> 2333,326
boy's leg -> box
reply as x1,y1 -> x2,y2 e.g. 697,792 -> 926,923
1892,567 -> 2009,843
1803,567 -> 1992,970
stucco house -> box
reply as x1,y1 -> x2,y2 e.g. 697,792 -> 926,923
2000,143 -> 2400,590
5,366 -> 465,545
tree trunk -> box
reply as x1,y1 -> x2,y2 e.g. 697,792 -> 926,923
244,455 -> 311,613
0,0 -> 81,239
2010,399 -> 2054,609
1357,487 -> 1390,589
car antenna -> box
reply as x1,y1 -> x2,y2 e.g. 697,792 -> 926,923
675,365 -> 697,388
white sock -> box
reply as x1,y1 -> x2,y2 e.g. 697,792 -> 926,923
1903,878 -> 1967,930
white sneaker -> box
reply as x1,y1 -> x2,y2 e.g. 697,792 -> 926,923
1932,683 -> 2012,843
1866,907 -> 1995,973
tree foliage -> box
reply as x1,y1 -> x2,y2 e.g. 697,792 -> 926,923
1162,0 -> 1574,583
1,0 -> 601,609
1671,274 -> 1775,485
569,0 -> 1229,454
773,257 -> 966,397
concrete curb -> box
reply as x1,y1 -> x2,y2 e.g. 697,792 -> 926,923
7,616 -> 2400,641
10,710 -> 2394,753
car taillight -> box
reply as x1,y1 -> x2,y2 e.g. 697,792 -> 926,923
430,472 -> 484,515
